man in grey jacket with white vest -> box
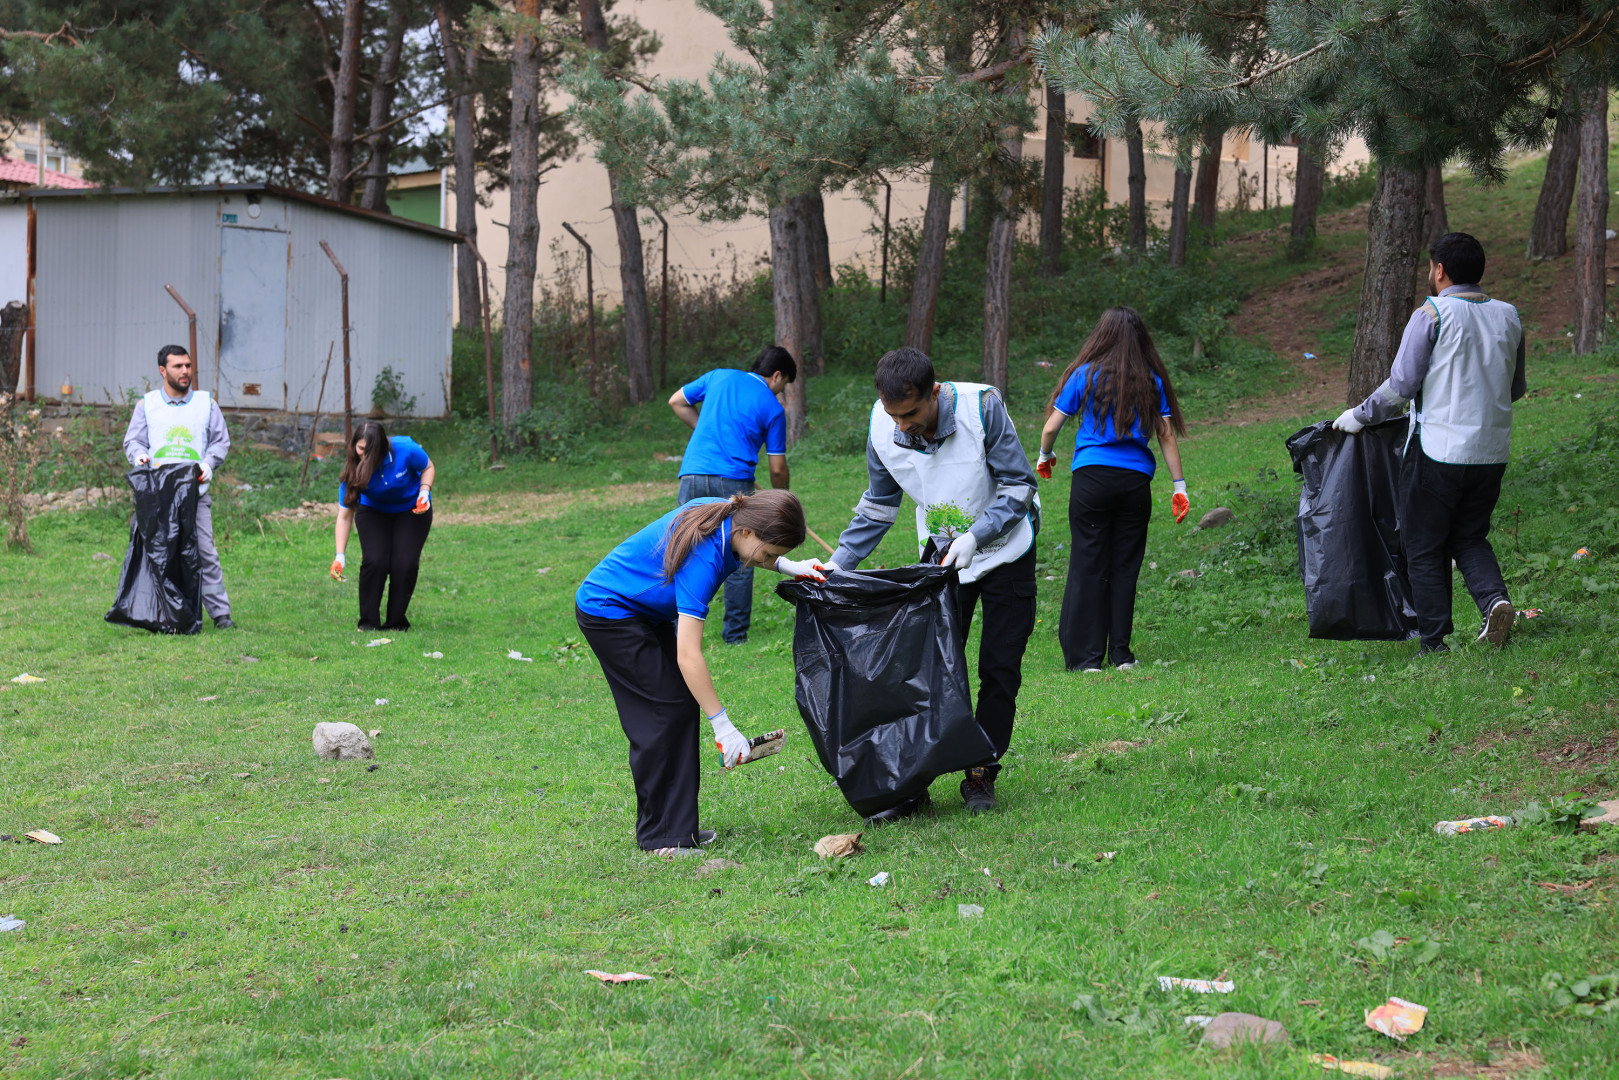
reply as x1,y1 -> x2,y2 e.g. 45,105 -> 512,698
829,347 -> 1040,818
1333,232 -> 1525,655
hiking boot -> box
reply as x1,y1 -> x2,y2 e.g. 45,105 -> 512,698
1476,599 -> 1514,648
213,615 -> 237,630
863,791 -> 932,825
960,768 -> 998,814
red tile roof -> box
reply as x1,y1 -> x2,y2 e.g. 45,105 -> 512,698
0,156 -> 95,189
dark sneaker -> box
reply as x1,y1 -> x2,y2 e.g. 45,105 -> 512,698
1418,642 -> 1451,656
213,615 -> 237,630
696,829 -> 716,846
1476,599 -> 1514,648
863,790 -> 932,825
961,767 -> 998,814
380,619 -> 411,631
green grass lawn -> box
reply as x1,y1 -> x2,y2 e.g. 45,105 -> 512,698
4,163 -> 1619,1078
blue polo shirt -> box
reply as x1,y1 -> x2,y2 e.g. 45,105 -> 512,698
678,369 -> 787,481
338,435 -> 430,512
575,499 -> 742,622
1053,366 -> 1171,477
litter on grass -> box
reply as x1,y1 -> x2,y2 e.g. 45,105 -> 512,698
1517,608 -> 1543,620
1183,1015 -> 1215,1028
364,638 -> 392,647
368,729 -> 382,739
1304,352 -> 1318,360
508,649 -> 533,662
9,674 -> 43,684
958,904 -> 985,918
584,970 -> 653,984
24,830 -> 62,845
374,698 -> 388,706
1364,997 -> 1427,1040
1309,1055 -> 1393,1078
1435,816 -> 1510,835
814,832 -> 864,858
0,916 -> 23,932
868,871 -> 891,888
197,695 -> 219,702
1157,976 -> 1234,994
1572,547 -> 1592,561
423,651 -> 443,659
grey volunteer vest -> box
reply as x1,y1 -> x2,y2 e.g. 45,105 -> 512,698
1413,293 -> 1521,465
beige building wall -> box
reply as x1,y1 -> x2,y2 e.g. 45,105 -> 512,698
455,0 -> 1372,316
0,120 -> 88,181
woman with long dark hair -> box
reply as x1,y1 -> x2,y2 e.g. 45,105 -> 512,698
1035,307 -> 1189,672
330,421 -> 435,631
575,490 -> 828,856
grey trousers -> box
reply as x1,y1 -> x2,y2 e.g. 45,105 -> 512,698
195,493 -> 231,619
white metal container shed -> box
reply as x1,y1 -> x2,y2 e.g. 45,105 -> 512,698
22,184 -> 457,417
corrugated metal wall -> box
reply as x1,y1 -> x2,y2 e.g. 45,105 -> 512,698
32,191 -> 452,417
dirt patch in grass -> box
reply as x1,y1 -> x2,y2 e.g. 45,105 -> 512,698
266,481 -> 674,527
1421,1046 -> 1545,1077
1060,739 -> 1150,761
1535,730 -> 1619,771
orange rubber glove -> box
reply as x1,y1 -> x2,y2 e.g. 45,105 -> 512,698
1036,449 -> 1055,480
1171,479 -> 1189,524
412,487 -> 432,514
329,553 -> 347,581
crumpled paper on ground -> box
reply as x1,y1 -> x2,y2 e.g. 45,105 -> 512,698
814,832 -> 863,858
1157,976 -> 1235,994
1364,997 -> 1426,1040
585,970 -> 653,984
1309,1055 -> 1393,1078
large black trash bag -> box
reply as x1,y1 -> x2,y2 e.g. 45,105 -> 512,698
776,565 -> 993,817
105,464 -> 203,635
1286,417 -> 1417,641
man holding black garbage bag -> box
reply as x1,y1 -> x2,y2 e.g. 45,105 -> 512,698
121,345 -> 235,630
1332,232 -> 1525,655
828,348 -> 1039,817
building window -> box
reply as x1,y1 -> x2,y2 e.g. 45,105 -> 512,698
23,149 -> 38,164
1067,123 -> 1102,160
46,154 -> 63,172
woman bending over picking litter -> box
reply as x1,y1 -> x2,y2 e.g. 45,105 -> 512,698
1035,306 -> 1189,672
575,490 -> 829,856
330,421 -> 435,631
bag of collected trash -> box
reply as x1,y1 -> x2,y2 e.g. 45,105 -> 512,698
777,565 -> 993,817
1286,417 -> 1417,641
105,464 -> 202,635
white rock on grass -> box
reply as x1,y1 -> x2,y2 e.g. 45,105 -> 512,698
312,722 -> 374,761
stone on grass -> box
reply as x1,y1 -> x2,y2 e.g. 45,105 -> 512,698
1581,799 -> 1619,831
312,722 -> 374,761
1199,1012 -> 1290,1049
1197,507 -> 1235,530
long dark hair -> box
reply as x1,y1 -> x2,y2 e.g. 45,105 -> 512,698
338,421 -> 389,509
662,489 -> 806,581
1048,306 -> 1186,439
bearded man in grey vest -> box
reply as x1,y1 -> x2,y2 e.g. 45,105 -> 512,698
1333,232 -> 1525,655
121,344 -> 236,629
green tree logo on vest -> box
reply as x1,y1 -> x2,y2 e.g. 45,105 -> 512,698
153,423 -> 202,461
925,501 -> 977,541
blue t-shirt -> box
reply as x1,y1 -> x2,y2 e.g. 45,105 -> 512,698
678,369 -> 787,481
1053,366 -> 1171,477
575,499 -> 742,622
338,435 -> 430,512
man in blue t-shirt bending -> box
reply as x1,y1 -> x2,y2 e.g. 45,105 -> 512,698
667,345 -> 796,643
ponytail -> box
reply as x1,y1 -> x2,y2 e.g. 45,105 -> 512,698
662,489 -> 807,580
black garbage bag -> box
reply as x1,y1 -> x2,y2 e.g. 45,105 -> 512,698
1286,417 -> 1417,641
776,565 -> 993,817
105,464 -> 203,635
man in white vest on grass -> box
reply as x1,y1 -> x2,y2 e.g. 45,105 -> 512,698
122,344 -> 236,629
1333,232 -> 1525,655
829,347 -> 1040,819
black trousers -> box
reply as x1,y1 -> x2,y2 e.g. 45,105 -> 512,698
1399,440 -> 1510,649
354,505 -> 432,629
955,545 -> 1038,777
576,608 -> 702,850
1059,464 -> 1153,669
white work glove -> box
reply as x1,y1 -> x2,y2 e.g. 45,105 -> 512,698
1036,449 -> 1057,480
709,708 -> 750,769
197,461 -> 213,484
135,454 -> 151,466
940,532 -> 978,571
1332,408 -> 1365,434
775,555 -> 829,582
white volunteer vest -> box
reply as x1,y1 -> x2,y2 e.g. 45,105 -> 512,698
145,389 -> 213,492
1412,294 -> 1521,465
869,382 -> 1037,585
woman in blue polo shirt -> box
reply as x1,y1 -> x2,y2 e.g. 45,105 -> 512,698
575,489 -> 827,856
1035,307 -> 1189,672
330,421 -> 435,631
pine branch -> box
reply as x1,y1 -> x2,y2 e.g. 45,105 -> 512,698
0,23 -> 82,47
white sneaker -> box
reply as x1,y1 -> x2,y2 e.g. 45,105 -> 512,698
1476,599 -> 1514,648
1116,661 -> 1139,671
1082,667 -> 1104,673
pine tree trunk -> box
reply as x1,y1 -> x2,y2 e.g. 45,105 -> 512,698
1288,140 -> 1325,259
1423,166 -> 1448,248
1528,105 -> 1579,260
437,5 -> 481,328
579,0 -> 653,403
1040,82 -> 1065,277
905,178 -> 952,352
1126,120 -> 1147,250
770,203 -> 807,444
1191,124 -> 1225,233
327,0 -> 365,203
982,132 -> 1022,395
500,0 -> 542,436
359,0 -> 409,212
1347,163 -> 1428,404
1573,83 -> 1609,355
803,191 -> 832,289
1168,166 -> 1191,267
789,193 -> 825,376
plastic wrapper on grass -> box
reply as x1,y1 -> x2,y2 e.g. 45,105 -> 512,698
584,970 -> 653,984
1364,997 -> 1427,1040
777,566 -> 993,819
1286,418 -> 1417,641
1310,1055 -> 1393,1078
1157,976 -> 1234,994
105,464 -> 203,635
1434,816 -> 1510,835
